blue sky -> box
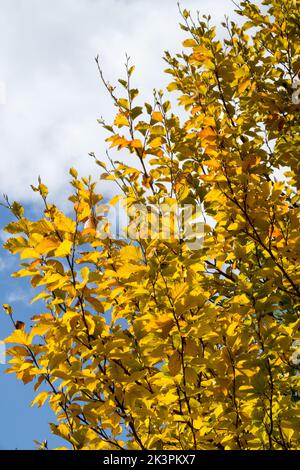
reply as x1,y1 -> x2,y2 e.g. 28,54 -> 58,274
0,0 -> 238,449
0,203 -> 66,449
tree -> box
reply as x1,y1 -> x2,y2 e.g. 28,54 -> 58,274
2,0 -> 300,450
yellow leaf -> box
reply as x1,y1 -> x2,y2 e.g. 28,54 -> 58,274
114,114 -> 129,127
228,222 -> 239,231
193,417 -> 203,430
119,245 -> 142,262
118,98 -> 129,110
86,296 -> 104,313
35,238 -> 59,255
108,136 -> 129,149
54,212 -> 76,233
3,304 -> 13,315
238,78 -> 250,94
52,369 -> 71,381
167,82 -> 178,92
159,391 -> 178,405
4,236 -> 28,254
76,202 -> 91,223
281,427 -> 294,442
5,330 -> 31,346
227,321 -> 239,337
20,248 -> 40,260
171,283 -> 188,303
81,266 -> 90,284
55,239 -> 73,257
130,139 -> 143,149
32,392 -> 49,408
152,112 -> 163,122
168,350 -> 181,376
63,311 -> 81,331
85,315 -> 96,335
184,338 -> 198,356
69,167 -> 78,178
30,323 -> 51,337
116,264 -> 146,279
185,367 -> 198,384
110,195 -> 123,206
199,127 -> 216,140
182,39 -> 197,47
30,291 -> 51,304
149,137 -> 163,148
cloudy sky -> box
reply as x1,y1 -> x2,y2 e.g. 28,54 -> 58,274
0,0 -> 239,449
0,0 -> 239,203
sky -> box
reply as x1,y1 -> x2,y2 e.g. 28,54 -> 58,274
0,0 -> 240,449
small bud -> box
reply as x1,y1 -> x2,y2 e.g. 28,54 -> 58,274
69,167 -> 78,179
15,321 -> 25,330
2,304 -> 13,315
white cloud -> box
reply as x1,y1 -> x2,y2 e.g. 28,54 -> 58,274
0,0 -> 239,205
0,230 -> 10,243
6,289 -> 29,304
0,257 -> 6,271
0,253 -> 16,272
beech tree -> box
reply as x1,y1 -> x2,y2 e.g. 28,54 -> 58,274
2,0 -> 300,450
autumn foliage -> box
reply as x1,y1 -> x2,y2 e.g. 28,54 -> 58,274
2,0 -> 300,450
